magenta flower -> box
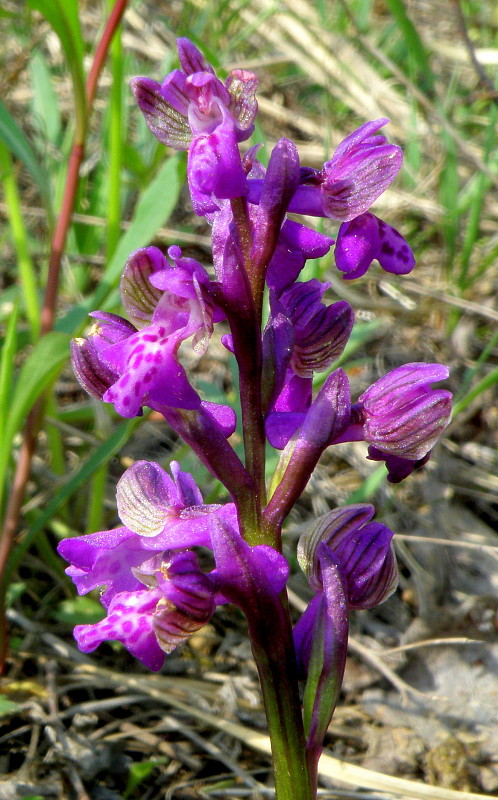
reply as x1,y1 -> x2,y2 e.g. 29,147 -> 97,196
58,460 -> 288,670
58,461 -> 236,605
334,212 -> 415,279
131,38 -> 258,214
294,504 -> 397,780
280,118 -> 402,221
245,120 -> 414,280
333,363 -> 452,480
71,245 -> 226,419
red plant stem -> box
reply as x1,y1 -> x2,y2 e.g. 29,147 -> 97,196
42,0 -> 129,334
40,142 -> 84,334
86,0 -> 129,110
0,0 -> 129,671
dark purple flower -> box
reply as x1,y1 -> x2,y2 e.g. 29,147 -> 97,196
265,370 -> 312,449
313,118 -> 402,221
334,212 -> 415,279
293,504 -> 397,778
131,39 -> 258,214
367,446 -> 432,484
209,518 -> 289,613
334,362 -> 452,462
276,280 -> 354,377
297,504 -> 398,613
72,550 -> 215,671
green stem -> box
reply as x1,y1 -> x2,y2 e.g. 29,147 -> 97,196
229,197 -> 267,542
0,143 -> 40,341
106,0 -> 124,259
248,593 -> 312,800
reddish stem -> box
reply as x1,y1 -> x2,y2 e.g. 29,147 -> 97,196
0,0 -> 129,672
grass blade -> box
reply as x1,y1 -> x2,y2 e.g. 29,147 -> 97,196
0,99 -> 52,217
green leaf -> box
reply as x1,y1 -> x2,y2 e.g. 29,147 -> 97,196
30,50 -> 62,146
0,696 -> 22,718
0,331 -> 69,512
4,332 -> 69,446
384,0 -> 434,91
27,0 -> 84,69
124,760 -> 161,798
27,0 -> 86,136
0,98 -> 52,213
54,595 -> 105,626
0,299 -> 19,444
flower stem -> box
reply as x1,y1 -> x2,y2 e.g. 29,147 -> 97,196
228,197 -> 268,543
248,594 -> 313,800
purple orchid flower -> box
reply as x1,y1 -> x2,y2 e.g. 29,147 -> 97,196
131,38 -> 258,214
332,363 -> 452,478
71,245 -> 227,419
245,120 -> 414,280
294,505 -> 397,780
247,119 -> 401,219
58,461 -> 236,603
209,141 -> 334,313
58,460 -> 288,671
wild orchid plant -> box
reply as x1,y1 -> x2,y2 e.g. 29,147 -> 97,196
58,39 -> 452,798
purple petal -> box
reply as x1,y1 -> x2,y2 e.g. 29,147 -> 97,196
159,69 -> 190,115
102,326 -> 200,417
320,119 -> 402,220
367,446 -> 432,484
359,363 -> 450,411
262,305 -> 294,411
298,505 -> 398,609
251,138 -> 300,269
330,523 -> 398,609
334,213 -> 380,279
279,281 -> 354,376
177,37 -> 215,76
149,551 -> 215,654
201,401 -> 237,438
359,363 -> 452,460
225,69 -> 258,135
295,369 -> 351,449
187,116 -> 247,215
266,220 -> 334,295
70,337 -> 118,400
298,505 -> 375,590
293,593 -> 322,678
57,526 -> 148,606
130,77 -> 191,150
116,461 -> 181,538
210,519 -> 289,611
331,119 -> 391,160
120,247 -> 167,326
169,460 -> 204,508
375,216 -> 415,275
265,411 -> 306,449
74,589 -> 165,671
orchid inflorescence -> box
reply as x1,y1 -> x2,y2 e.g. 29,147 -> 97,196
59,38 -> 452,797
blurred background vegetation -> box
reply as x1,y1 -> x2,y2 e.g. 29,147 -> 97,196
0,1 -> 497,798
